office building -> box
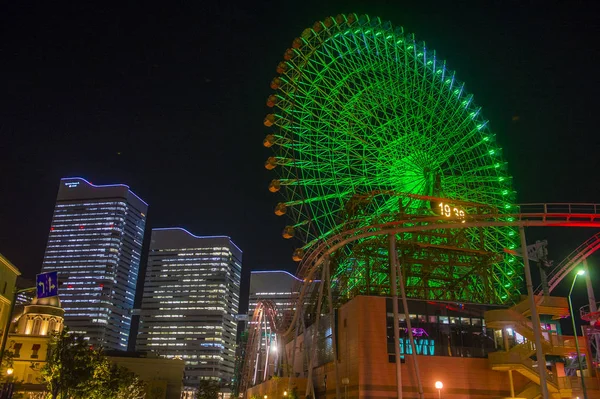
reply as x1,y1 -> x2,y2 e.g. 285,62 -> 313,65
40,177 -> 148,350
247,270 -> 302,323
136,228 -> 242,391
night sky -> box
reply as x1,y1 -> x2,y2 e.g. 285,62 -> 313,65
1,1 -> 599,322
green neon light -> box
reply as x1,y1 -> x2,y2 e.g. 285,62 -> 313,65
264,13 -> 523,305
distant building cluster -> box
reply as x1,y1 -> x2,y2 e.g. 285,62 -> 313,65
1,177 -> 249,398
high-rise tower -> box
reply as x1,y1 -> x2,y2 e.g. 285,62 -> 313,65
41,177 -> 147,350
136,228 -> 242,391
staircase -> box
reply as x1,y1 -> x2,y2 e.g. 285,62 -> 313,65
485,296 -> 576,399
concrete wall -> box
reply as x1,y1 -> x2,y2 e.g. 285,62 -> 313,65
245,377 -> 307,399
108,356 -> 185,399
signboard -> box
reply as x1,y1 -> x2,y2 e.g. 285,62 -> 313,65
36,271 -> 58,298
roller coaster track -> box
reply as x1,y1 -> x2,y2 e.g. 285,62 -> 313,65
534,232 -> 600,296
239,300 -> 280,396
284,201 -> 600,337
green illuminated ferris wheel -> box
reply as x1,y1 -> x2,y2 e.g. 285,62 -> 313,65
263,14 -> 522,303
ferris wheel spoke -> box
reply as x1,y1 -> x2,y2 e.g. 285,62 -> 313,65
263,14 -> 521,303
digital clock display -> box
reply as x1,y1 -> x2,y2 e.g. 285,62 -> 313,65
437,202 -> 466,220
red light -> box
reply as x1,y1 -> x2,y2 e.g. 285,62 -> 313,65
50,227 -> 55,231
79,225 -> 84,229
68,285 -> 73,288
99,284 -> 104,288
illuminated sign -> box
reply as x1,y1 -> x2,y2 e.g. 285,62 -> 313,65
399,338 -> 435,356
400,327 -> 428,337
436,201 -> 466,221
65,181 -> 80,188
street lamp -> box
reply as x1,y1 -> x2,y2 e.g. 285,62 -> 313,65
568,269 -> 587,399
283,391 -> 287,397
2,367 -> 15,399
435,381 -> 443,399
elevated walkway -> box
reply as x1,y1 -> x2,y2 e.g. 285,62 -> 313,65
485,296 -> 582,399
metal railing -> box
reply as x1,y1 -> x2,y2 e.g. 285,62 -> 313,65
518,203 -> 600,216
580,301 -> 600,321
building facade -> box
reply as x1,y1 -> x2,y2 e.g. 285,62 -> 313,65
246,295 -> 598,399
40,177 -> 148,350
105,352 -> 185,399
0,254 -> 21,357
7,295 -> 65,399
247,270 -> 302,324
136,228 -> 242,391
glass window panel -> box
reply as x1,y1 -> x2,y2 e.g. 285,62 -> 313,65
439,316 -> 449,324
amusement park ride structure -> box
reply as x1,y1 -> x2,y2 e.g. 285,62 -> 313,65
240,198 -> 600,399
243,12 -> 600,399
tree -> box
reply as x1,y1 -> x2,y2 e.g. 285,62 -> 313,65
197,379 -> 220,399
83,359 -> 145,399
41,330 -> 99,399
41,330 -> 145,399
0,349 -> 15,383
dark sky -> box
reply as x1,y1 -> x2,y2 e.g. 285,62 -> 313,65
1,1 -> 599,322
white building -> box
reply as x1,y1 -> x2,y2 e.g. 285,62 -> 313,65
136,228 -> 242,391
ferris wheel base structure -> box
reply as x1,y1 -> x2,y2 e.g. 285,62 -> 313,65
241,202 -> 600,399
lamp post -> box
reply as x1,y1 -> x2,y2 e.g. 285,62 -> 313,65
568,269 -> 587,399
434,381 -> 443,399
1,367 -> 14,399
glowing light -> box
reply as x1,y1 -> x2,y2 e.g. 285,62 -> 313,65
577,270 -> 585,276
435,381 -> 443,390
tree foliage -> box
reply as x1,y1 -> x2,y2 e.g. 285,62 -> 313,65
197,379 -> 220,399
0,349 -> 15,383
41,330 -> 145,399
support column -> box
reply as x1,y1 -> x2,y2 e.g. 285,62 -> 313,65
519,226 -> 549,399
583,259 -> 597,314
263,314 -> 270,381
288,305 -> 302,395
306,265 -> 327,399
324,256 -> 342,399
583,259 -> 598,377
395,250 -> 424,399
504,330 -> 515,397
389,235 -> 403,399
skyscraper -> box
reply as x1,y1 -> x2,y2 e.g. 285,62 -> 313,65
41,177 -> 147,350
136,228 -> 242,391
247,270 -> 303,322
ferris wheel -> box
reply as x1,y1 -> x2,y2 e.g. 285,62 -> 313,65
263,14 -> 522,303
